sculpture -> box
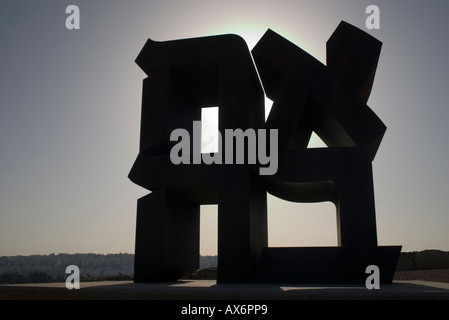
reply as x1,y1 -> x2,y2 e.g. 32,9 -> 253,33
129,21 -> 401,284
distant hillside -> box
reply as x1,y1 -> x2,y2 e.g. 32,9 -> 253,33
396,250 -> 449,271
1,250 -> 448,284
0,253 -> 134,281
199,255 -> 217,269
0,253 -> 217,284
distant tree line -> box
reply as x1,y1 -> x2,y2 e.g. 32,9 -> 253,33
0,271 -> 134,284
396,250 -> 449,271
199,255 -> 217,269
0,271 -> 56,284
0,253 -> 134,284
0,253 -> 217,284
1,251 -> 448,284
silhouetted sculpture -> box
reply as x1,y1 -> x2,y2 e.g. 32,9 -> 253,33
129,21 -> 401,284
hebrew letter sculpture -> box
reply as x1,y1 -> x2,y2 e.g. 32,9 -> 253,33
130,21 -> 401,284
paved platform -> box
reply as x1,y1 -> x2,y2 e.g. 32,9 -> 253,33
1,280 -> 449,300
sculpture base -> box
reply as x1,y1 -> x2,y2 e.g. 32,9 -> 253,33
257,246 -> 401,284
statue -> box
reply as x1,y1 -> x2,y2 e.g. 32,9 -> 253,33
129,21 -> 401,283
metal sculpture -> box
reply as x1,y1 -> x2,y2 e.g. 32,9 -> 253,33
129,21 -> 401,284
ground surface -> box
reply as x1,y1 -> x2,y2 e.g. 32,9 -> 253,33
1,278 -> 449,300
2,269 -> 449,300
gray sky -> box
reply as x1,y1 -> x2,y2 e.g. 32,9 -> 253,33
1,0 -> 448,256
